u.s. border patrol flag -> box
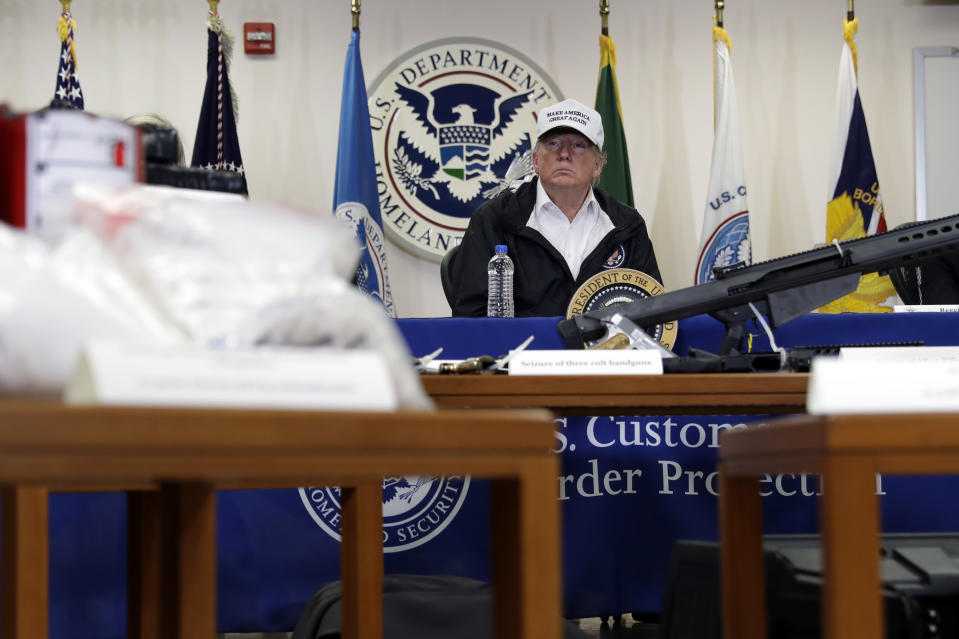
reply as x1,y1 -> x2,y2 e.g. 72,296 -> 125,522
595,34 -> 633,207
54,9 -> 84,109
695,25 -> 750,285
820,17 -> 895,313
191,10 -> 248,194
334,30 -> 395,316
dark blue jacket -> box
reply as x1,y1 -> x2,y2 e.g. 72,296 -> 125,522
451,177 -> 661,317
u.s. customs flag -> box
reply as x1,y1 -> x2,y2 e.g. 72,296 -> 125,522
54,9 -> 84,109
191,10 -> 248,194
334,29 -> 394,316
695,24 -> 750,285
595,33 -> 633,207
820,17 -> 895,313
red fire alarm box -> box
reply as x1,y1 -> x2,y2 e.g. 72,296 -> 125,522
244,23 -> 275,55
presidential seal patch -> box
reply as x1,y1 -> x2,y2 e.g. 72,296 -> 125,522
299,475 -> 470,553
368,38 -> 562,262
566,268 -> 677,350
603,244 -> 626,269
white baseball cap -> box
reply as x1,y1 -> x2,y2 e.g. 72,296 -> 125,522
535,98 -> 605,149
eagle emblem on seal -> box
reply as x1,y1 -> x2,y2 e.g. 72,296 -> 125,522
392,83 -> 533,203
383,475 -> 437,504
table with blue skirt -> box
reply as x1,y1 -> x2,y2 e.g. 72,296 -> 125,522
34,312 -> 959,637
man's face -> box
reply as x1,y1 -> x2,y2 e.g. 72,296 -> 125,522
532,130 -> 603,192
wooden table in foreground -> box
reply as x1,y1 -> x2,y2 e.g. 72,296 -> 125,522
422,373 -> 809,414
0,402 -> 559,639
718,413 -> 959,639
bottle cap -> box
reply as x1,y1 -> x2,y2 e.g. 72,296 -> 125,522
495,244 -> 508,253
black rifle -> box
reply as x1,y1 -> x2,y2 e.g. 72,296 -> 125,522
663,342 -> 924,373
558,214 -> 959,355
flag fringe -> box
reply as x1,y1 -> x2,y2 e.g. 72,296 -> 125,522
57,13 -> 78,70
712,24 -> 731,52
843,17 -> 859,75
207,11 -> 240,125
598,35 -> 625,119
712,24 -> 731,129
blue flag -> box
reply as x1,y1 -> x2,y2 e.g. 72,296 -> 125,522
191,13 -> 247,194
831,92 -> 885,235
334,30 -> 394,316
54,11 -> 84,109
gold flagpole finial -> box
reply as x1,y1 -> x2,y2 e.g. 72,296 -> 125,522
352,0 -> 361,31
208,0 -> 219,14
847,0 -> 854,21
599,0 -> 609,36
715,0 -> 724,28
60,0 -> 71,14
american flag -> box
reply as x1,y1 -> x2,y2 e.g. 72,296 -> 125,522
54,11 -> 84,109
191,11 -> 247,194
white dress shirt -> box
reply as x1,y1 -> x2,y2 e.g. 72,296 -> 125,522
526,180 -> 615,280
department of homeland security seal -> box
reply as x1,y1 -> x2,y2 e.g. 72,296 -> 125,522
368,38 -> 563,262
299,475 -> 470,553
336,215 -> 393,314
566,268 -> 678,350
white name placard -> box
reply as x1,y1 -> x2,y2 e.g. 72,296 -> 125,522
839,346 -> 959,364
893,304 -> 959,313
807,356 -> 959,414
65,341 -> 396,410
508,350 -> 663,376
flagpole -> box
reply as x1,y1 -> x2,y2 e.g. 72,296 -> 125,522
847,0 -> 854,21
713,0 -> 725,129
599,0 -> 609,36
60,0 -> 71,13
352,0 -> 360,31
208,0 -> 218,14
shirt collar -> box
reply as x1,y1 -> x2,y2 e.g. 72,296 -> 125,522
533,180 -> 599,221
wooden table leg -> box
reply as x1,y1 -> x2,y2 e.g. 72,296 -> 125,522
128,490 -> 163,639
718,465 -> 766,639
168,483 -> 217,639
491,456 -> 561,639
1,485 -> 48,639
819,458 -> 882,639
340,481 -> 383,639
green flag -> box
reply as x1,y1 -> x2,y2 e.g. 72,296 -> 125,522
595,34 -> 633,207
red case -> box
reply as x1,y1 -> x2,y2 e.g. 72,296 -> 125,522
0,107 -> 28,228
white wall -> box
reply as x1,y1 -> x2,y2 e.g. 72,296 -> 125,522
3,0 -> 958,318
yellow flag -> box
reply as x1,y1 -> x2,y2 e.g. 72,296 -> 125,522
819,193 -> 894,313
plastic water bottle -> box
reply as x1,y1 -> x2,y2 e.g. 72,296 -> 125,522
487,244 -> 514,318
